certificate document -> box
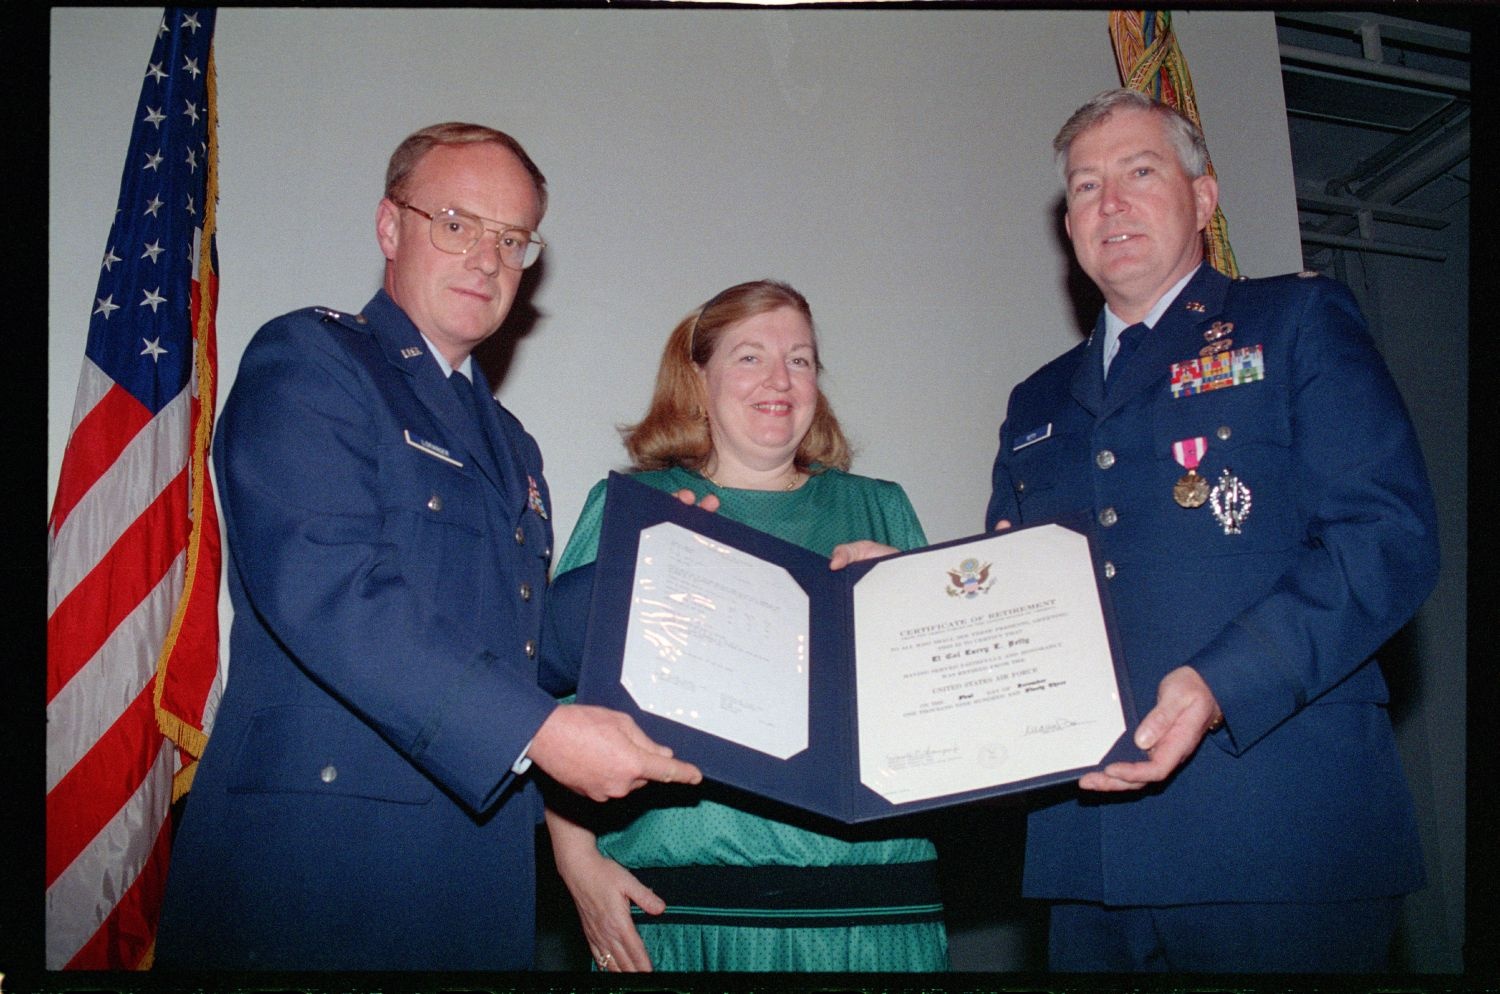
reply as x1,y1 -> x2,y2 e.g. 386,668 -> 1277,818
853,526 -> 1125,804
577,473 -> 1140,822
621,522 -> 809,760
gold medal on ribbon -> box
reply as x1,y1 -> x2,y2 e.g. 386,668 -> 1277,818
1174,471 -> 1209,508
1172,437 -> 1209,508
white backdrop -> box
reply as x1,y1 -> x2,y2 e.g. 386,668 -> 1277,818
50,7 -> 1300,556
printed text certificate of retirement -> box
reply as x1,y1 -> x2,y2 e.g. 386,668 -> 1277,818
854,525 -> 1125,803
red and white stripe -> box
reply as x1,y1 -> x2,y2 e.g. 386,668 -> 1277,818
47,245 -> 223,968
47,366 -> 193,969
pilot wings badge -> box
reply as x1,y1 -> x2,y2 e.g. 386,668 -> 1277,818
946,557 -> 995,599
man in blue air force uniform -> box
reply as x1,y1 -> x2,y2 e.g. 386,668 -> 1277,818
986,90 -> 1438,971
157,123 -> 699,971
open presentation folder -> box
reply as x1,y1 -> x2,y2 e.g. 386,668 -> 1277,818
575,472 -> 1144,823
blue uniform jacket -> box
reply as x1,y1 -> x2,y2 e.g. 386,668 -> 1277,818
986,267 -> 1437,905
158,291 -> 561,969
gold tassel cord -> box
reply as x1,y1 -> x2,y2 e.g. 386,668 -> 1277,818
153,38 -> 221,804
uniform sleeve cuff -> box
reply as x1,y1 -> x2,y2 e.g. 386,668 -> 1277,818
512,740 -> 534,776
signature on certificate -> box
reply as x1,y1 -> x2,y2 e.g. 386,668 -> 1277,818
1023,717 -> 1097,736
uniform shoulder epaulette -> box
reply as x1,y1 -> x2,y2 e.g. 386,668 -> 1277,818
311,306 -> 369,326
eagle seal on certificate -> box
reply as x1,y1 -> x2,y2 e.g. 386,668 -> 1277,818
946,558 -> 994,599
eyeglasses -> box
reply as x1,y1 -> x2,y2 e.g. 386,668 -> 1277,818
392,199 -> 545,270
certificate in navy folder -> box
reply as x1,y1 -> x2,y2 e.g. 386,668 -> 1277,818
575,472 -> 1143,823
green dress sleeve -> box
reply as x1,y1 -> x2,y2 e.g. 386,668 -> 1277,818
878,479 -> 928,552
553,478 -> 610,577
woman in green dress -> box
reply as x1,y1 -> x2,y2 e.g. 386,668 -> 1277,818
544,280 -> 948,973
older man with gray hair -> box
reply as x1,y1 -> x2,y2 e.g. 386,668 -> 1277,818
985,89 -> 1438,971
157,122 -> 700,971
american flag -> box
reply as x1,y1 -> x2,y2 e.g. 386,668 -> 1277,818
46,8 -> 223,970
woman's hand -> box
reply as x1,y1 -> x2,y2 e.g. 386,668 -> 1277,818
828,540 -> 900,570
545,809 -> 663,972
674,488 -> 721,513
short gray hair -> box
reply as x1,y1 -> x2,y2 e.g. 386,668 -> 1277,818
385,122 -> 548,220
1053,89 -> 1208,184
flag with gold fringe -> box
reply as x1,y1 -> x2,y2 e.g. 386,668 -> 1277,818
46,6 -> 223,970
1109,9 -> 1239,277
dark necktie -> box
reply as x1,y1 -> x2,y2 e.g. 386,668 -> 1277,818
1107,322 -> 1148,384
450,371 -> 483,424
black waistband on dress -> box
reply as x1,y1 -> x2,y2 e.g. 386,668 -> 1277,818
629,861 -> 944,928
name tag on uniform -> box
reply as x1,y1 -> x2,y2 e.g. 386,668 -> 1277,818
1012,423 -> 1053,452
404,430 -> 463,467
1171,345 -> 1265,398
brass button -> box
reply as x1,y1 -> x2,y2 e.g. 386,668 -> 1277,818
1016,479 -> 1027,493
514,526 -> 526,545
524,639 -> 537,658
1096,449 -> 1116,470
1103,561 -> 1116,579
519,582 -> 533,602
1217,425 -> 1232,441
319,764 -> 338,784
427,493 -> 442,512
1099,507 -> 1118,528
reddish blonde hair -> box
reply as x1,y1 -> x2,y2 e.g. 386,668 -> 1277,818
624,280 -> 851,473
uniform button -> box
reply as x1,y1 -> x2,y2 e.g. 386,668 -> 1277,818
1103,561 -> 1116,579
427,493 -> 442,512
1016,479 -> 1027,493
514,526 -> 526,545
1098,507 -> 1118,527
524,639 -> 537,658
1217,425 -> 1232,441
1095,449 -> 1116,470
319,764 -> 338,784
519,582 -> 533,601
